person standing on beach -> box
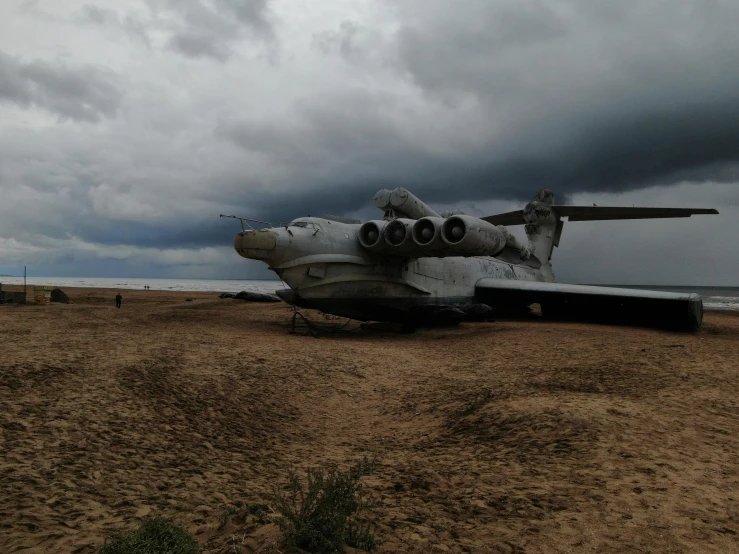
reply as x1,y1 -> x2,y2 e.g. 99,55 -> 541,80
115,293 -> 122,308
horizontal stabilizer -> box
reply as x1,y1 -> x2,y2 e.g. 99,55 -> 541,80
475,279 -> 704,329
483,206 -> 718,225
555,206 -> 719,221
482,210 -> 528,226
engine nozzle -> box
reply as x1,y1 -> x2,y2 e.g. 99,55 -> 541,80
358,220 -> 388,251
384,219 -> 408,246
411,216 -> 444,249
383,218 -> 417,255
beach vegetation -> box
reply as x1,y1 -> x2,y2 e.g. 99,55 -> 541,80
218,502 -> 269,529
273,456 -> 378,553
98,516 -> 200,554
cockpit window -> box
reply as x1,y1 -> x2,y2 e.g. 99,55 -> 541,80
291,221 -> 309,228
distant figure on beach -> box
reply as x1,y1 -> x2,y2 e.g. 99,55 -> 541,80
115,293 -> 122,308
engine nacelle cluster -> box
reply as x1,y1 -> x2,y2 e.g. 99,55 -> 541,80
359,215 -> 507,258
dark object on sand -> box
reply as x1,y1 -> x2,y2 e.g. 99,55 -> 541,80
222,291 -> 282,302
234,291 -> 281,302
426,306 -> 467,325
0,283 -> 26,304
462,303 -> 495,321
115,293 -> 122,308
50,288 -> 70,303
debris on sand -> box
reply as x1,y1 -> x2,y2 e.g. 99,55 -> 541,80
462,302 -> 495,321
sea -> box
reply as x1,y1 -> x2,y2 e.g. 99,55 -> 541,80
0,277 -> 737,311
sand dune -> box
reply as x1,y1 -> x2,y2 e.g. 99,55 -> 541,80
1,288 -> 738,553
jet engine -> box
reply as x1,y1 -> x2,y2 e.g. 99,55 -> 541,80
360,215 -> 508,258
359,219 -> 419,256
440,215 -> 506,256
358,220 -> 390,253
411,216 -> 444,250
383,218 -> 418,255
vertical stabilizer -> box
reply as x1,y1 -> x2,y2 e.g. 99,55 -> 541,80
523,189 -> 560,282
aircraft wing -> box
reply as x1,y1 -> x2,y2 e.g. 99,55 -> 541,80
475,279 -> 704,329
482,206 -> 718,225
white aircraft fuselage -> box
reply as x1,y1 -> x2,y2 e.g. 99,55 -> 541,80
230,188 -> 716,329
234,217 -> 543,322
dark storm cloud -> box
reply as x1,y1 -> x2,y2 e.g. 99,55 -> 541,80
75,5 -> 151,46
215,90 -> 739,214
148,0 -> 273,60
217,0 -> 271,30
397,99 -> 739,205
168,31 -> 232,61
313,21 -> 369,59
199,0 -> 739,221
71,219 -> 231,249
244,0 -> 739,208
214,89 -> 422,175
0,50 -> 123,122
380,0 -> 739,202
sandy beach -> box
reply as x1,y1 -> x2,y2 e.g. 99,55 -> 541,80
1,287 -> 738,553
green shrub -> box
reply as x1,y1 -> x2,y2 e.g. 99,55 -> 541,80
273,457 -> 377,553
218,502 -> 269,529
98,517 -> 201,554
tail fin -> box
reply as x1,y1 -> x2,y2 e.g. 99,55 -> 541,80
482,189 -> 718,282
520,189 -> 560,281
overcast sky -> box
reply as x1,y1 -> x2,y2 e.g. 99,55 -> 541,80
1,0 -> 737,284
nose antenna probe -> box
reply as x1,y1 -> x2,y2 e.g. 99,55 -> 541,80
220,214 -> 274,231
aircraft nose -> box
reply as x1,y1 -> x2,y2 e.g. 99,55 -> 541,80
234,229 -> 277,259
